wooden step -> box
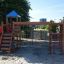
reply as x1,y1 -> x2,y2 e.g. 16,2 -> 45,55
1,33 -> 13,52
1,48 -> 11,51
2,40 -> 11,43
3,34 -> 11,36
2,37 -> 12,40
1,44 -> 11,47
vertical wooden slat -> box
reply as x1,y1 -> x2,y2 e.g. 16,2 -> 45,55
48,22 -> 62,54
61,23 -> 64,54
48,23 -> 52,54
0,22 -> 3,49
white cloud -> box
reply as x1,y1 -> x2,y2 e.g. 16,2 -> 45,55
29,9 -> 48,21
29,8 -> 64,22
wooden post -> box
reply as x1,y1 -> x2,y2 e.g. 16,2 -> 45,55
48,23 -> 52,54
61,23 -> 64,54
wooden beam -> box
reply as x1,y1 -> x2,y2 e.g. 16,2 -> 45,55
13,22 -> 49,26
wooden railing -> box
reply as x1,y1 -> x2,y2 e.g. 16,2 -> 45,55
0,21 -> 64,53
13,22 -> 63,54
0,22 -> 3,48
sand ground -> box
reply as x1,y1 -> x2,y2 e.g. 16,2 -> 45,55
0,41 -> 64,64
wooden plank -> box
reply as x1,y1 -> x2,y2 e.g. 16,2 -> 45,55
1,48 -> 10,51
1,44 -> 10,47
13,22 -> 49,26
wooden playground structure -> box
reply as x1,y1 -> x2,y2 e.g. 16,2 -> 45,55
0,20 -> 64,54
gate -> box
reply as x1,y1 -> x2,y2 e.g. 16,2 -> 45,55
12,22 -> 63,54
13,22 -> 49,46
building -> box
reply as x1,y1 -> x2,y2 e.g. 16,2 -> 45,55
40,18 -> 47,22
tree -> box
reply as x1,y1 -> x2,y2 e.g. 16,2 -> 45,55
49,20 -> 57,33
0,0 -> 31,22
60,17 -> 64,23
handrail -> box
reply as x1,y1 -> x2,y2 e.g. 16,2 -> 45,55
0,33 -> 2,48
0,22 -> 3,48
50,32 -> 61,35
13,22 -> 49,26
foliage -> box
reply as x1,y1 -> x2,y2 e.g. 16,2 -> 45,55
34,25 -> 49,30
42,25 -> 48,30
0,0 -> 31,21
21,25 -> 32,38
49,20 -> 58,33
0,0 -> 31,35
0,21 -> 1,25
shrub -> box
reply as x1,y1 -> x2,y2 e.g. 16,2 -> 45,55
49,20 -> 57,33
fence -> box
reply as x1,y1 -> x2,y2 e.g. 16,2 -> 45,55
0,21 -> 64,54
12,22 -> 64,54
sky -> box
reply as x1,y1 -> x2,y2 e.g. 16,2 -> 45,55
29,0 -> 64,22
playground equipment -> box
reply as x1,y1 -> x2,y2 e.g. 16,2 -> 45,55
0,20 -> 64,54
49,22 -> 62,54
0,10 -> 21,53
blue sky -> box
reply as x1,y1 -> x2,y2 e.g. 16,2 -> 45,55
29,0 -> 64,22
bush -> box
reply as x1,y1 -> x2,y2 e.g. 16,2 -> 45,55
0,21 -> 1,25
49,20 -> 57,33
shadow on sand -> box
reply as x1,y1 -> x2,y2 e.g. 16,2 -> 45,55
0,42 -> 64,64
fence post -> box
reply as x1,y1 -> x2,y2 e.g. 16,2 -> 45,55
61,23 -> 64,54
48,22 -> 52,54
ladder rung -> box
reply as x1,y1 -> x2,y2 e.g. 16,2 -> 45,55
1,44 -> 10,47
2,40 -> 11,42
2,37 -> 12,39
1,48 -> 11,51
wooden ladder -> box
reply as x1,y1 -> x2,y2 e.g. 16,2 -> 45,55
0,33 -> 13,53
